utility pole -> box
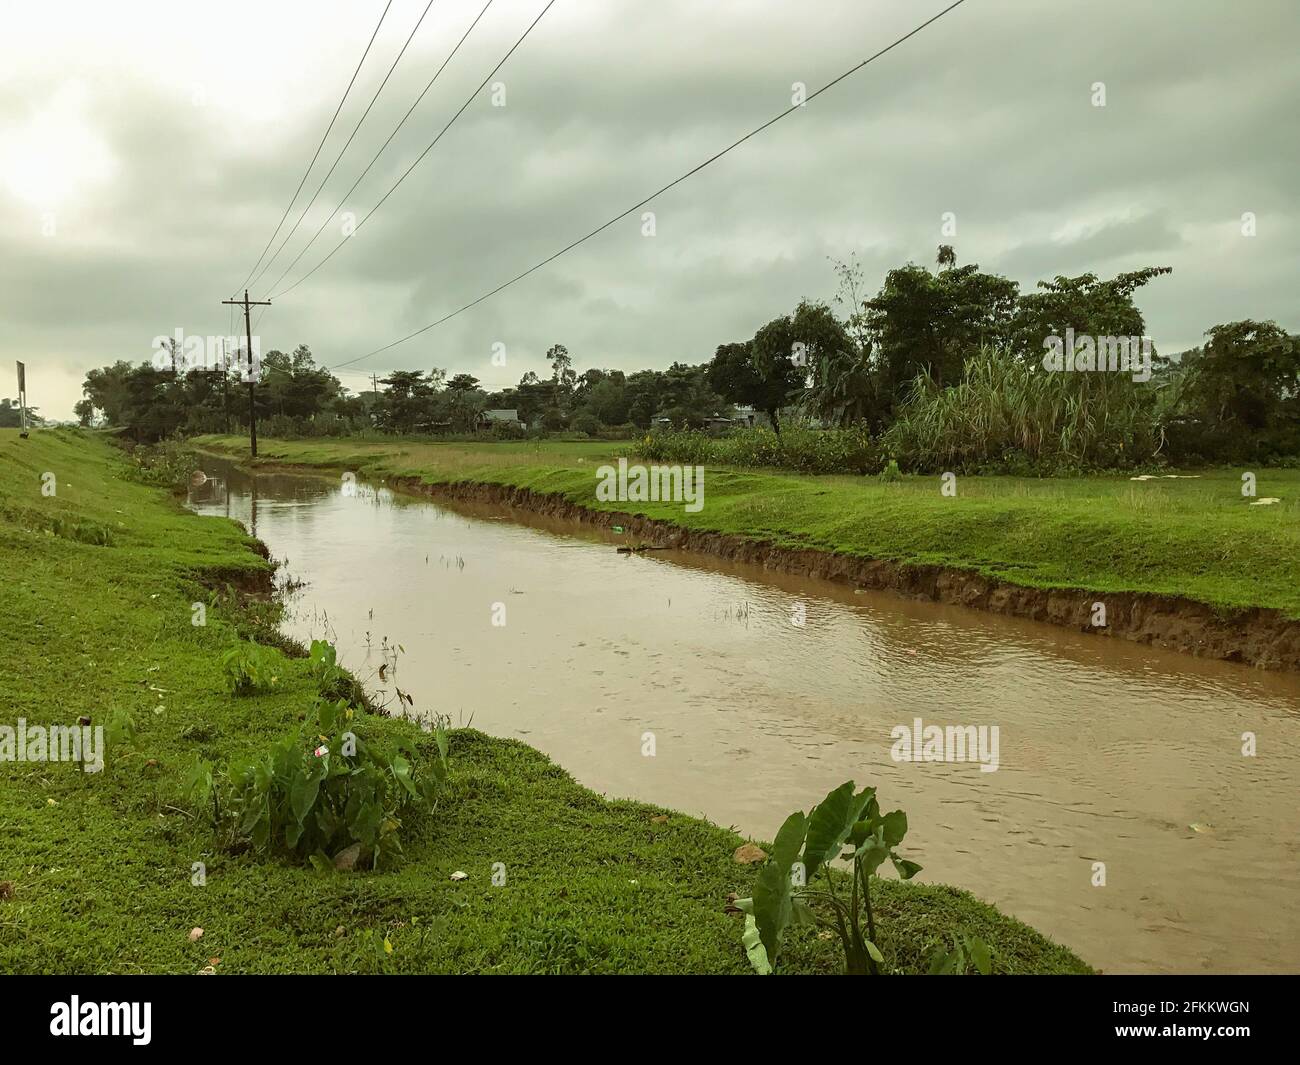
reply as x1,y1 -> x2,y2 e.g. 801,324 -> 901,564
220,290 -> 270,457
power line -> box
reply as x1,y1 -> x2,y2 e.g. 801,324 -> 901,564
270,0 -> 556,301
248,0 -> 439,293
258,0 -> 496,300
326,0 -> 968,371
232,1 -> 393,297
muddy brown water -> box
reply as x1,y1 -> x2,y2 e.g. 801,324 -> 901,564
188,459 -> 1300,974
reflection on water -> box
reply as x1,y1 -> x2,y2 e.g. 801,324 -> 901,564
189,457 -> 1300,974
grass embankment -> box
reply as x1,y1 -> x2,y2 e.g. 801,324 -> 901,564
197,434 -> 1300,619
0,428 -> 1086,974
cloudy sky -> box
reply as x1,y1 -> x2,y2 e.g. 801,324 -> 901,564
1,0 -> 1296,419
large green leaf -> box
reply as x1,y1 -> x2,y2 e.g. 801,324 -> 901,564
891,854 -> 923,880
752,860 -> 793,966
771,810 -> 807,874
290,764 -> 322,824
881,810 -> 908,847
391,754 -> 419,799
742,914 -> 773,975
803,781 -> 872,877
968,937 -> 993,975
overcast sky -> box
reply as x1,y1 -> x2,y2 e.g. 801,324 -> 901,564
2,0 -> 1296,419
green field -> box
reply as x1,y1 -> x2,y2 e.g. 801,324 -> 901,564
196,433 -> 1300,619
0,428 -> 1088,974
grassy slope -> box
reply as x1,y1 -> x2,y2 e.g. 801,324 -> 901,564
197,434 -> 1300,619
0,428 -> 1088,974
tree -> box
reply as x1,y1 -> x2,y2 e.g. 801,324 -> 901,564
545,343 -> 576,421
442,373 -> 487,432
708,326 -> 802,434
0,398 -> 42,428
375,371 -> 438,434
1009,267 -> 1172,355
864,252 -> 1019,397
1165,320 -> 1299,460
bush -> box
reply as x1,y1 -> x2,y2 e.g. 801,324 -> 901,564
187,697 -> 448,870
221,641 -> 283,695
882,346 -> 1164,474
633,425 -> 884,475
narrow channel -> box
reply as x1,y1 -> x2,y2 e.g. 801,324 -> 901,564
189,457 -> 1300,974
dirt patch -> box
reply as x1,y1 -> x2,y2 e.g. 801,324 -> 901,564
399,477 -> 1300,673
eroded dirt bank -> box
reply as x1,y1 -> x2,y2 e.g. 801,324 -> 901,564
400,477 -> 1300,672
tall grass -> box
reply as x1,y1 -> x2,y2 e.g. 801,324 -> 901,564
882,347 -> 1165,473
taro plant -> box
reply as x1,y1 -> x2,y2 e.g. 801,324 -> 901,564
187,693 -> 449,870
308,639 -> 342,690
736,780 -> 922,975
928,933 -> 993,975
220,640 -> 281,695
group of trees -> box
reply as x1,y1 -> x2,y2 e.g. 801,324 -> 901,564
703,248 -> 1296,463
71,245 -> 1296,464
73,338 -> 736,442
0,398 -> 42,428
78,346 -> 352,442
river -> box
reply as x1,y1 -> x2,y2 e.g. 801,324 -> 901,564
188,457 -> 1300,974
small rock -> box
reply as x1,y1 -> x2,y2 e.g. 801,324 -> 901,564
449,870 -> 468,882
196,966 -> 217,976
188,927 -> 203,942
333,843 -> 363,871
733,843 -> 767,864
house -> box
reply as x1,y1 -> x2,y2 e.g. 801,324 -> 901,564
731,406 -> 770,428
478,408 -> 523,430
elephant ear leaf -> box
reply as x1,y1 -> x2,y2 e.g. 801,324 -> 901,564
881,810 -> 908,847
968,937 -> 993,975
771,810 -> 807,876
802,781 -> 872,878
752,861 -> 793,967
891,855 -> 923,880
742,914 -> 773,975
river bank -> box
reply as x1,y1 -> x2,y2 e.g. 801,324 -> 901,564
0,429 -> 1089,974
195,435 -> 1300,671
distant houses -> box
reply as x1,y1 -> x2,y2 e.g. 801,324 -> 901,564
652,405 -> 770,431
478,408 -> 524,430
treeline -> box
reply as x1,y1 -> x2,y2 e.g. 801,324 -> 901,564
76,342 -> 731,443
76,246 -> 1298,470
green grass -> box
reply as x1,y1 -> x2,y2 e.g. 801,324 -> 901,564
197,433 -> 1300,619
0,428 -> 1089,974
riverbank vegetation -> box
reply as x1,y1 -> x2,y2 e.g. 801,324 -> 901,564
73,251 -> 1297,476
0,428 -> 1089,973
194,433 -> 1300,620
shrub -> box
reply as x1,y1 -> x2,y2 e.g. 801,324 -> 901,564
736,780 -> 991,976
187,696 -> 448,870
220,640 -> 282,695
633,425 -> 883,475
